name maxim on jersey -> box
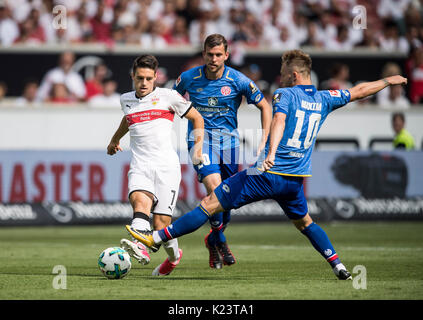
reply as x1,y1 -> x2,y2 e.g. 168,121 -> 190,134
301,100 -> 322,111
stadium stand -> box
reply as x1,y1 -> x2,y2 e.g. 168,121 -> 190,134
0,0 -> 420,50
0,0 -> 422,105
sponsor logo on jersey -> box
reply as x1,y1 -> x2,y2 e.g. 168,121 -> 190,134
222,184 -> 230,193
221,86 -> 231,96
208,97 -> 218,107
126,104 -> 132,108
255,94 -> 262,103
289,151 -> 304,158
196,106 -> 229,116
329,90 -> 341,97
196,88 -> 203,92
249,82 -> 258,93
126,109 -> 175,126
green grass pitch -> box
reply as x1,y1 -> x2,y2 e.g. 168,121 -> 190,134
0,221 -> 422,300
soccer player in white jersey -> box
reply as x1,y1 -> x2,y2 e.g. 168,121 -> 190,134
107,55 -> 204,276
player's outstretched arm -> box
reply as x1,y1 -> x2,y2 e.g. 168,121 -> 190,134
348,75 -> 407,102
255,99 -> 273,155
107,116 -> 128,155
184,107 -> 205,165
263,112 -> 286,171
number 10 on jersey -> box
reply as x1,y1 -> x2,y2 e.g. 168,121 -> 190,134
287,110 -> 321,149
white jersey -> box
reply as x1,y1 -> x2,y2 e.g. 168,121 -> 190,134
120,87 -> 192,172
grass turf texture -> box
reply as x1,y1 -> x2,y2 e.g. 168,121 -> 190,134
0,221 -> 422,300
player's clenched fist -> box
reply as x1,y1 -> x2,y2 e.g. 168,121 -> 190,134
262,154 -> 275,171
192,152 -> 205,166
385,75 -> 408,86
107,141 -> 123,155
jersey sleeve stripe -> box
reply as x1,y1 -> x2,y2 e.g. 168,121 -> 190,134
180,104 -> 193,118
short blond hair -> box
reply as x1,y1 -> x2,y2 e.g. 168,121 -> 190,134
281,50 -> 312,75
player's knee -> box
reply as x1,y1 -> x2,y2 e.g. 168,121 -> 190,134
200,193 -> 221,216
200,195 -> 213,213
202,173 -> 223,194
129,191 -> 154,212
292,213 -> 313,231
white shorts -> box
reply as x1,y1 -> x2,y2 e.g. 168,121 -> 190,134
128,165 -> 181,216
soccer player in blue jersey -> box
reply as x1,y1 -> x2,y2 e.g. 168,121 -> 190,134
172,34 -> 272,269
127,50 -> 407,279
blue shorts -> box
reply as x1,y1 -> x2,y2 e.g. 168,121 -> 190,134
214,168 -> 308,220
188,141 -> 239,182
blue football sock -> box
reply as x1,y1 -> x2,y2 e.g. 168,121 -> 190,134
301,222 -> 341,268
208,212 -> 224,246
222,210 -> 231,227
219,210 -> 232,242
158,205 -> 210,242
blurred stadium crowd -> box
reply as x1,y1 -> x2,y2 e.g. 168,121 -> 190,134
0,0 -> 423,107
1,0 -> 422,52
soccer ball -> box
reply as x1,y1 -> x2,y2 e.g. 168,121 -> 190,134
98,247 -> 131,279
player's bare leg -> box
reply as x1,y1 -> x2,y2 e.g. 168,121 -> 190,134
202,174 -> 235,268
151,214 -> 183,276
292,213 -> 352,280
200,192 -> 225,215
126,191 -> 225,250
121,191 -> 154,264
129,190 -> 155,216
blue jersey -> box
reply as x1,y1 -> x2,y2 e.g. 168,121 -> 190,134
257,85 -> 351,176
173,65 -> 263,150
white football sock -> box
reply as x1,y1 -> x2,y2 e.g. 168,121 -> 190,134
152,231 -> 163,245
163,238 -> 180,262
131,217 -> 151,231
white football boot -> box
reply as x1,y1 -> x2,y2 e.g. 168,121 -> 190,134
333,263 -> 353,280
120,238 -> 151,265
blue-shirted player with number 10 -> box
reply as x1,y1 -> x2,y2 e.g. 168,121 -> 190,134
127,50 -> 407,279
172,34 -> 272,269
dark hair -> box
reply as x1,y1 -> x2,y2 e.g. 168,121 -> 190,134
281,50 -> 312,75
132,55 -> 159,74
203,34 -> 228,52
102,77 -> 116,85
392,112 -> 405,123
